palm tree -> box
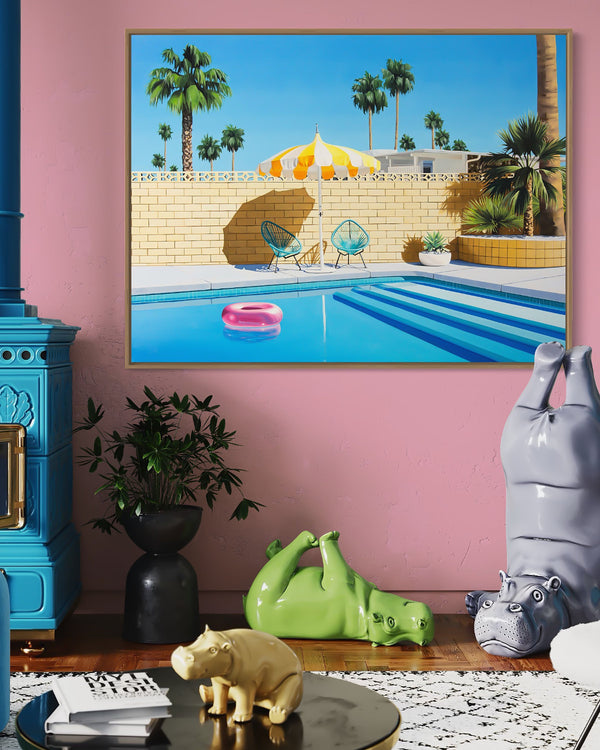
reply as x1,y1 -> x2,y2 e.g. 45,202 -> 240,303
434,129 -> 450,150
221,125 -> 245,171
151,153 -> 165,170
381,59 -> 414,150
157,123 -> 172,172
424,111 -> 443,149
480,113 -> 566,236
146,45 -> 231,172
537,34 -> 565,235
452,139 -> 468,151
197,135 -> 222,172
169,164 -> 179,171
399,134 -> 415,151
352,72 -> 388,150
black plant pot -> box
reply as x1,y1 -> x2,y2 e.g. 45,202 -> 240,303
122,505 -> 202,644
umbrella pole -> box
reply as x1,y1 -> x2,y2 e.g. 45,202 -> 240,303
318,171 -> 324,270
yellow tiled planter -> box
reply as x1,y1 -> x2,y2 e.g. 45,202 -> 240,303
458,235 -> 566,268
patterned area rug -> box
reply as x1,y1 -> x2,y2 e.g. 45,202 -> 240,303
3,670 -> 599,749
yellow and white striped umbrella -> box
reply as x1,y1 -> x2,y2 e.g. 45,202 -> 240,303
258,129 -> 380,180
258,127 -> 380,269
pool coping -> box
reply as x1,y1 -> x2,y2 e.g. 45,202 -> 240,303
132,261 -> 566,304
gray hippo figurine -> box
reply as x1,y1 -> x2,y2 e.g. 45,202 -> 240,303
243,530 -> 434,647
467,342 -> 600,657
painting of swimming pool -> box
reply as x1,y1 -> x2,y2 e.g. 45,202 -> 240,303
131,277 -> 566,365
128,29 -> 570,366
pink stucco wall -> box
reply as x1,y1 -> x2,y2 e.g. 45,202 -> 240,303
19,0 -> 595,615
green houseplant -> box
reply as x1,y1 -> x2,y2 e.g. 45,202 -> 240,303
75,386 -> 261,534
462,196 -> 522,235
419,231 -> 451,266
74,386 -> 263,643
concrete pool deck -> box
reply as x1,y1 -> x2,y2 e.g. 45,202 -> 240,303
132,261 -> 566,303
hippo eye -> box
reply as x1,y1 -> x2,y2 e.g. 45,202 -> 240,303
418,619 -> 427,630
209,646 -> 218,654
387,617 -> 395,628
532,589 -> 544,602
482,600 -> 493,609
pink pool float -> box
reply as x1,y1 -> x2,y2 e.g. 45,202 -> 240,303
222,302 -> 283,329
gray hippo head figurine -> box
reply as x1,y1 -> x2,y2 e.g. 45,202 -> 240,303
471,571 -> 570,657
467,343 -> 600,657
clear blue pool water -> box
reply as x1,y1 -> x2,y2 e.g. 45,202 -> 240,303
130,276 -> 566,364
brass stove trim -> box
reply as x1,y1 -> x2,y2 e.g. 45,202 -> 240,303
0,423 -> 25,529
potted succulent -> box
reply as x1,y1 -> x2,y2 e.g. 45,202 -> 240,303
74,386 -> 262,643
419,231 -> 452,266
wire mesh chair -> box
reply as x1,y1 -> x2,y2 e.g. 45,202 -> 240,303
331,220 -> 369,268
260,221 -> 303,271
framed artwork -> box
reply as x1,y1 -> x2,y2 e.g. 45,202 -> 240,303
126,30 -> 571,367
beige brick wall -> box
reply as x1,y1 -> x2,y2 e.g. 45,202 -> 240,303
131,175 -> 483,266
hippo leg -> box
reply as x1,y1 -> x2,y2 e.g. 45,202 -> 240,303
263,672 -> 304,725
249,531 -> 318,603
205,681 -> 230,716
515,341 -> 565,411
564,345 -> 600,414
319,531 -> 355,589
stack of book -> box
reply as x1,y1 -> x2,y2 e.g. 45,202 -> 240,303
44,671 -> 172,744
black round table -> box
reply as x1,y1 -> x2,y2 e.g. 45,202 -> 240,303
16,667 -> 401,749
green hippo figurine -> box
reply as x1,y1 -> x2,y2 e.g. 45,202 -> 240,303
243,531 -> 434,647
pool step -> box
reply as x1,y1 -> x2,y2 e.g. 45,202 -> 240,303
355,286 -> 558,351
333,288 -> 546,362
378,283 -> 564,339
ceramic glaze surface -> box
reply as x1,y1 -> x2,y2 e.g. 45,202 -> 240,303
467,343 -> 600,656
244,531 -> 434,646
171,626 -> 303,724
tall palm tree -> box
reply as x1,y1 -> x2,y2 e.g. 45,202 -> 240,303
424,111 -> 443,149
452,139 -> 468,151
197,135 -> 222,172
151,153 -> 165,170
381,59 -> 415,150
537,34 -> 565,236
481,113 -> 566,236
221,125 -> 245,172
352,72 -> 388,150
146,45 -> 231,172
399,134 -> 415,151
157,123 -> 172,172
434,129 -> 450,150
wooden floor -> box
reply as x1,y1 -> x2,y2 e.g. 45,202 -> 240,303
10,613 -> 553,673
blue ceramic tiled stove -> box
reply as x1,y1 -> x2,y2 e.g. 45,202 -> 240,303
0,1 -> 80,637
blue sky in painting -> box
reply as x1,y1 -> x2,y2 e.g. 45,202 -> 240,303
130,33 -> 568,172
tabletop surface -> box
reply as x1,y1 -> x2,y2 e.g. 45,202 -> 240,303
16,667 -> 401,750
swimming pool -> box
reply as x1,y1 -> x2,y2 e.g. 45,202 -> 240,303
130,276 -> 566,364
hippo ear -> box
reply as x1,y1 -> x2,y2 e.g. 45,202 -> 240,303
203,624 -> 211,634
499,570 -> 511,584
544,576 -> 562,591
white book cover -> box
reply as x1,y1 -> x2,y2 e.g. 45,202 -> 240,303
51,672 -> 171,723
44,704 -> 162,737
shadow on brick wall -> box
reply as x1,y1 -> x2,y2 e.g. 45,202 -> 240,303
441,179 -> 484,233
403,235 -> 424,263
223,188 -> 315,265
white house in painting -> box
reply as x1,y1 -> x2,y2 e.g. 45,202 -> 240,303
368,149 -> 489,175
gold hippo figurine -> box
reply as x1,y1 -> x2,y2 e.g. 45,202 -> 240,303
171,626 -> 303,724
